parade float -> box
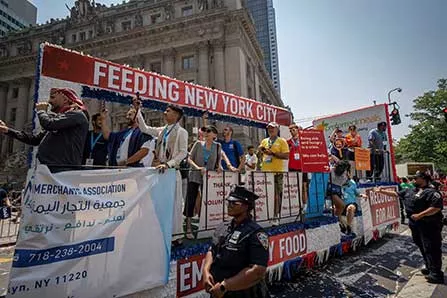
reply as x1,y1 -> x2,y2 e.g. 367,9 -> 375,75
8,44 -> 400,298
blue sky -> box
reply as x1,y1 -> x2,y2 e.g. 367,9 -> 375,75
30,0 -> 446,139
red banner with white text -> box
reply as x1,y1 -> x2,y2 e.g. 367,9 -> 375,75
366,187 -> 400,227
268,229 -> 307,266
177,254 -> 206,297
41,44 -> 291,125
298,130 -> 330,173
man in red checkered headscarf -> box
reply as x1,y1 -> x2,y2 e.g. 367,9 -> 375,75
0,87 -> 89,172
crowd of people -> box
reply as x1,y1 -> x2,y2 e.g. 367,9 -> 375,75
327,122 -> 390,182
0,87 -> 445,290
0,88 -> 310,242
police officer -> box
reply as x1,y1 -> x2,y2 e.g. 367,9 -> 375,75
203,185 -> 270,298
376,171 -> 444,284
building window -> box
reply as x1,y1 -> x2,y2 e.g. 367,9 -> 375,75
182,6 -> 193,17
182,56 -> 194,70
150,62 -> 162,73
72,34 -> 77,43
88,30 -> 93,39
80,32 -> 86,41
122,21 -> 132,31
12,88 -> 18,98
150,14 -> 161,24
10,107 -> 16,122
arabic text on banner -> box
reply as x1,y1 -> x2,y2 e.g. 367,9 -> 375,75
9,165 -> 176,298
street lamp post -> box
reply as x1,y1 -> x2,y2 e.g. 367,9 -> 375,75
387,87 -> 402,104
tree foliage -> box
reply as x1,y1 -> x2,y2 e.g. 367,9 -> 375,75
394,79 -> 447,173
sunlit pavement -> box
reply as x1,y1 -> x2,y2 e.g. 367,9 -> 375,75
270,223 -> 447,298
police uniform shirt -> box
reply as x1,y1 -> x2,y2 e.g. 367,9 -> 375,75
399,187 -> 443,221
210,218 -> 269,283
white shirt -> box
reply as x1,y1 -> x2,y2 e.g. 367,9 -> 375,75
245,153 -> 258,172
116,131 -> 132,165
142,139 -> 156,167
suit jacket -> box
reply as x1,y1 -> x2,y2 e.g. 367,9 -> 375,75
136,110 -> 188,168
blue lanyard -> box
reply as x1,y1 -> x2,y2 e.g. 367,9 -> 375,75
292,138 -> 299,147
90,132 -> 103,151
203,143 -> 214,165
162,124 -> 176,150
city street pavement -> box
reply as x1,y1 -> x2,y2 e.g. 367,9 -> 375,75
270,223 -> 447,298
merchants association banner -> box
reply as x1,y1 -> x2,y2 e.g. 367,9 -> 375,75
39,44 -> 291,126
9,166 -> 176,298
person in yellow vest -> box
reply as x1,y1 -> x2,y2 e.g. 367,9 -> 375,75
258,122 -> 289,226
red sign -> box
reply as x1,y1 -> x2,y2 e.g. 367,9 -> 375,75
366,187 -> 400,227
41,44 -> 291,126
298,130 -> 330,173
176,254 -> 206,297
440,184 -> 447,206
268,230 -> 307,266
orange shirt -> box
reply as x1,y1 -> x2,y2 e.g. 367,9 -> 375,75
345,133 -> 362,148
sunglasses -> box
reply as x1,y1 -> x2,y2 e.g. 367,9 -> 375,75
227,201 -> 243,206
289,127 -> 298,131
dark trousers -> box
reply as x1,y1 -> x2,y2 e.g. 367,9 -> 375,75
366,152 -> 384,181
409,219 -> 443,277
184,181 -> 201,218
399,197 -> 406,222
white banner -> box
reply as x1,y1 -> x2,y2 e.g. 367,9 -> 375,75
198,172 -> 238,231
246,172 -> 275,223
280,172 -> 303,223
9,165 -> 176,298
313,104 -> 395,180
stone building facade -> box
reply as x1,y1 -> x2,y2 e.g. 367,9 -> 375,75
0,0 -> 283,184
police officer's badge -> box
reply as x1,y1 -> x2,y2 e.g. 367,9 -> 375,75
257,232 -> 269,250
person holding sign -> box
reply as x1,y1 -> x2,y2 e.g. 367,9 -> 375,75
375,171 -> 444,284
185,125 -> 222,239
287,124 -> 308,209
134,98 -> 188,246
259,122 -> 289,226
0,88 -> 88,173
203,186 -> 270,298
82,113 -> 108,166
345,124 -> 363,175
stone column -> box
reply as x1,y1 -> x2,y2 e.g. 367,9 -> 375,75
197,42 -> 209,87
213,39 -> 225,90
13,79 -> 31,151
0,84 -> 7,121
162,48 -> 176,77
27,78 -> 35,125
1,85 -> 13,157
0,84 -> 8,159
